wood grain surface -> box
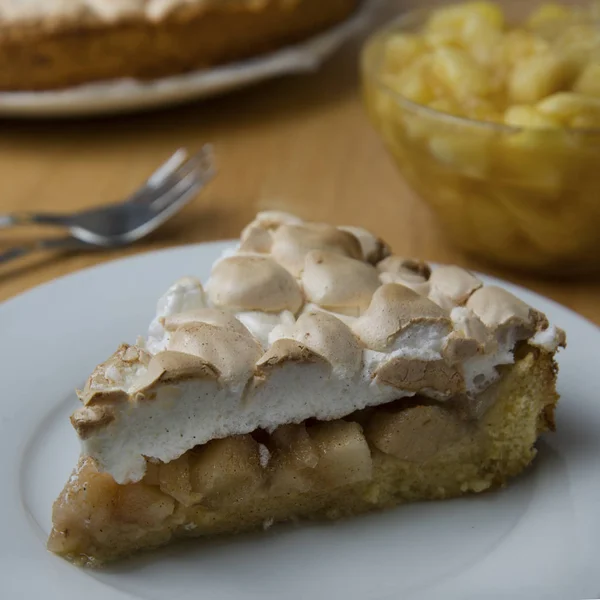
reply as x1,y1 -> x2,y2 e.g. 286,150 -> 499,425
1,1 -> 598,325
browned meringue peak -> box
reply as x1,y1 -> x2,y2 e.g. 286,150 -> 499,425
166,322 -> 263,387
377,256 -> 431,281
374,357 -> 465,396
257,338 -> 329,367
441,333 -> 481,363
255,339 -> 331,375
206,255 -> 303,314
252,210 -> 305,230
378,272 -> 431,295
466,286 -> 549,336
300,250 -> 380,316
238,223 -> 273,254
351,284 -> 450,351
70,405 -> 116,440
77,344 -> 151,406
130,351 -> 220,396
428,266 -> 483,309
238,211 -> 304,253
376,256 -> 431,294
270,311 -> 363,377
270,222 -> 363,277
443,307 -> 497,363
161,308 -> 250,337
337,225 -> 391,264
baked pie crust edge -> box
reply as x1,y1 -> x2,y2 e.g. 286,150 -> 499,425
0,0 -> 360,91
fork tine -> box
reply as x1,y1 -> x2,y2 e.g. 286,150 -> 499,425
171,145 -> 215,182
192,144 -> 215,175
123,170 -> 207,243
148,165 -> 206,213
124,149 -> 190,206
127,146 -> 213,208
145,145 -> 215,211
146,148 -> 189,187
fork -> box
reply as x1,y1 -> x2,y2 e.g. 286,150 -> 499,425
0,146 -> 215,266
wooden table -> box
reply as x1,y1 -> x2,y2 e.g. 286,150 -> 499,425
1,7 -> 599,325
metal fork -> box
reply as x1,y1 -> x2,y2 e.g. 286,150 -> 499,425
0,146 -> 215,265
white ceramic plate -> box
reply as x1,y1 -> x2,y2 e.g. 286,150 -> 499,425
0,1 -> 375,118
1,241 -> 599,600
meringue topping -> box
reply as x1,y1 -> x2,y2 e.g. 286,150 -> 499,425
238,210 -> 304,254
428,266 -> 482,308
72,212 -> 565,484
77,343 -> 150,406
338,225 -> 391,264
467,286 -> 548,334
269,311 -> 363,378
301,250 -> 380,316
167,322 -> 262,387
206,255 -> 303,314
162,308 -> 250,335
270,222 -> 362,277
374,357 -> 465,395
351,284 -> 450,351
377,256 -> 431,281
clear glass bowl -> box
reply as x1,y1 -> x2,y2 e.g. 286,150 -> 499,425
361,4 -> 600,276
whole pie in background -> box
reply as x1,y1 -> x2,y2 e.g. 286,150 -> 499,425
0,0 -> 361,91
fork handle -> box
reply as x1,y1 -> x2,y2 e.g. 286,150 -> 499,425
0,212 -> 69,229
0,236 -> 92,266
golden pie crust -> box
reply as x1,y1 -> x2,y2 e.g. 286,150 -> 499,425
0,0 -> 360,91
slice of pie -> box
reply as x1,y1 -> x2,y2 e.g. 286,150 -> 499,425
48,211 -> 566,566
0,0 -> 360,91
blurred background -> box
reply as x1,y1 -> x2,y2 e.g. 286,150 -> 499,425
0,0 -> 598,324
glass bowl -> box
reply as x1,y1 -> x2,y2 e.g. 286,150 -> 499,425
361,2 -> 600,276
